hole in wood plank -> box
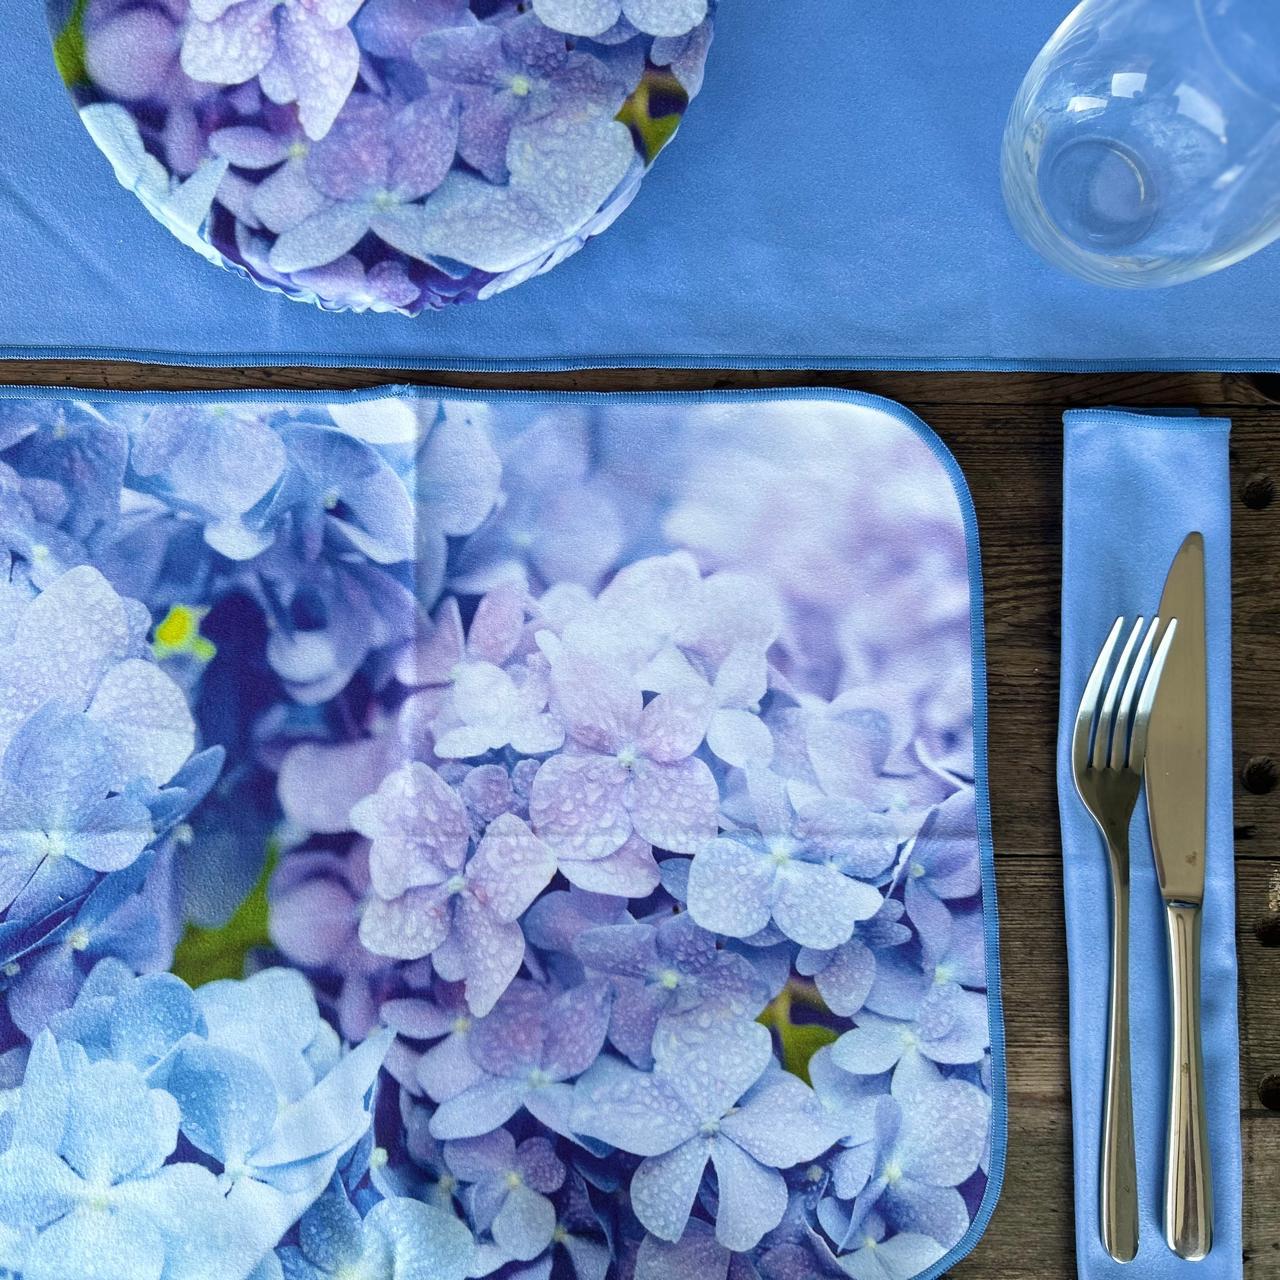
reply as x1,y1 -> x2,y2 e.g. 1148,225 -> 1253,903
1241,373 -> 1280,404
1256,915 -> 1280,947
1259,1073 -> 1280,1111
1241,756 -> 1279,795
1241,474 -> 1275,510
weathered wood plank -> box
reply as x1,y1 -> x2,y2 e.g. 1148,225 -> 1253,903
955,855 -> 1280,1280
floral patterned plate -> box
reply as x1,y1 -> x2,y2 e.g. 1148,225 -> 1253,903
44,1 -> 714,313
0,387 -> 1004,1280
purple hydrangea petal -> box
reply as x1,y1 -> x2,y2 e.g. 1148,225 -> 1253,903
559,835 -> 660,897
359,885 -> 452,961
630,1139 -> 708,1242
548,652 -> 640,754
352,763 -> 470,899
629,757 -> 718,855
268,202 -> 372,275
530,0 -> 619,38
529,754 -> 630,860
468,815 -> 557,923
633,1219 -> 730,1280
278,7 -> 361,140
542,980 -> 612,1080
180,0 -> 276,85
454,903 -> 525,1017
636,692 -> 709,765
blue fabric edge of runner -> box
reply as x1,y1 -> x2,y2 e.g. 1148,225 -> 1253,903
0,379 -> 1010,1279
4,351 -> 1280,374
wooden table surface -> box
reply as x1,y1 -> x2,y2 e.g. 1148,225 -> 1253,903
4,362 -> 1277,1279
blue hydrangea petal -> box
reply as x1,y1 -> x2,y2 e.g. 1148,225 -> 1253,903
529,753 -> 631,860
573,922 -> 658,980
363,1197 -> 476,1280
0,1146 -> 82,1228
881,1180 -> 970,1250
86,657 -> 196,787
163,1041 -> 277,1167
632,1218 -> 730,1280
570,1056 -> 694,1157
830,1017 -> 909,1078
516,1137 -> 564,1194
492,1181 -> 557,1261
800,939 -> 876,1018
61,1059 -> 179,1185
708,1138 -> 786,1251
622,0 -> 707,37
429,1077 -> 527,1141
832,1143 -> 877,1201
562,1233 -> 611,1280
916,986 -> 989,1066
297,1187 -> 363,1271
772,860 -> 881,951
839,1232 -> 946,1280
686,838 -> 773,939
9,1032 -> 68,1149
653,1019 -> 772,1122
864,953 -> 930,1019
22,1206 -> 165,1280
719,1078 -> 842,1169
895,1080 -> 989,1185
250,1028 -> 391,1172
630,1139 -> 708,1243
531,0 -> 619,38
629,757 -> 719,856
443,1129 -> 516,1182
910,791 -> 980,899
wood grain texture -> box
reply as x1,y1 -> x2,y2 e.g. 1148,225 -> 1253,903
1,362 -> 1276,1277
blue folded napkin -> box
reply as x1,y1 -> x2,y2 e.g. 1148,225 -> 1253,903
1058,410 -> 1242,1280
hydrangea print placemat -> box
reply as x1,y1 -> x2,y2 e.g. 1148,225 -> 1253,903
0,387 -> 1005,1280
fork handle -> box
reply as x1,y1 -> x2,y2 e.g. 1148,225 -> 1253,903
1164,901 -> 1213,1260
1102,843 -> 1139,1263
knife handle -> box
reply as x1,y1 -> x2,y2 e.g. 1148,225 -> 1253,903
1101,842 -> 1139,1263
1164,901 -> 1213,1260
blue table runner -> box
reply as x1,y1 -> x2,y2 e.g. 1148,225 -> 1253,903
1,2 -> 1279,369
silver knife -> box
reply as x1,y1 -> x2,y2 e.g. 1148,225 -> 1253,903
1144,532 -> 1213,1261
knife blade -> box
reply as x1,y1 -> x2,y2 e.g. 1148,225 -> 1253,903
1144,530 -> 1213,1261
1146,531 -> 1207,906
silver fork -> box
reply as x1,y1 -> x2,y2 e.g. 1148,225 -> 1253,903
1072,614 -> 1178,1264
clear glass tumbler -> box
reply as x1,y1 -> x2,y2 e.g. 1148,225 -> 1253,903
1001,0 -> 1280,287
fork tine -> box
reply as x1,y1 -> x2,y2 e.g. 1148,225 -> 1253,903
1111,616 -> 1162,770
1130,617 -> 1178,770
1074,616 -> 1125,778
1093,617 -> 1145,771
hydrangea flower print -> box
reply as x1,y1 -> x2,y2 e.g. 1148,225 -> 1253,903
0,389 -> 999,1280
44,0 -> 716,314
